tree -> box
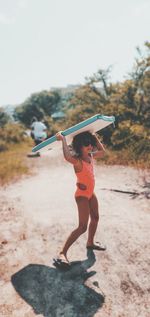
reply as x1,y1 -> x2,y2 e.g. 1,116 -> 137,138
0,107 -> 11,127
129,42 -> 150,127
85,66 -> 113,98
14,90 -> 61,127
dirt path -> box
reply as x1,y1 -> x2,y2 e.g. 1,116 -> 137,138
0,150 -> 150,317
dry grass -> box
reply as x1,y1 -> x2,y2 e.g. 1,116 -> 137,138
0,140 -> 33,186
100,149 -> 150,170
0,141 -> 149,187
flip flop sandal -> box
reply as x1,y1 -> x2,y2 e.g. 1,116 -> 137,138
86,242 -> 106,251
58,254 -> 70,264
53,258 -> 70,270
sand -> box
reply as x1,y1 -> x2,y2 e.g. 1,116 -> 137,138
0,150 -> 150,317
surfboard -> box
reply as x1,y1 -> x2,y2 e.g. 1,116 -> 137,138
32,114 -> 115,153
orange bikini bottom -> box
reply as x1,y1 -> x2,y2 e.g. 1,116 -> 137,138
75,188 -> 94,200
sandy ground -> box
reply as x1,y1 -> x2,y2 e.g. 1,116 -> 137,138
0,149 -> 150,317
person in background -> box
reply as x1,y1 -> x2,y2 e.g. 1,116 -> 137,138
31,117 -> 47,145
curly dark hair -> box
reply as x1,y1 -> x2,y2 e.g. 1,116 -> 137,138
72,131 -> 97,156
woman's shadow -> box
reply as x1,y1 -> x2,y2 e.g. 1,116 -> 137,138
11,250 -> 104,317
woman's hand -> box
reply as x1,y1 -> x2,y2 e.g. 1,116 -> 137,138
56,132 -> 64,141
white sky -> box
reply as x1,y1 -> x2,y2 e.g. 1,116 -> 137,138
0,0 -> 150,106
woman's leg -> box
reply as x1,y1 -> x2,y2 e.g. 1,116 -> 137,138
86,193 -> 99,247
60,196 -> 90,260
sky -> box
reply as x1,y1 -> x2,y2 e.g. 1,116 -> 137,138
0,0 -> 150,106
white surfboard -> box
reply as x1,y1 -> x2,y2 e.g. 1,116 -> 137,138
32,114 -> 115,153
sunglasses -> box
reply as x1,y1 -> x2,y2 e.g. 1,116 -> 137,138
83,140 -> 93,147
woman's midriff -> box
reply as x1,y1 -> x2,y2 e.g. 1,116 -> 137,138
75,159 -> 95,199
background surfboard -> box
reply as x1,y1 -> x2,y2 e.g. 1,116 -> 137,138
32,114 -> 115,153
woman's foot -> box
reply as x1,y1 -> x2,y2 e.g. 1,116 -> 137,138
57,253 -> 70,264
53,253 -> 70,269
86,242 -> 106,251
